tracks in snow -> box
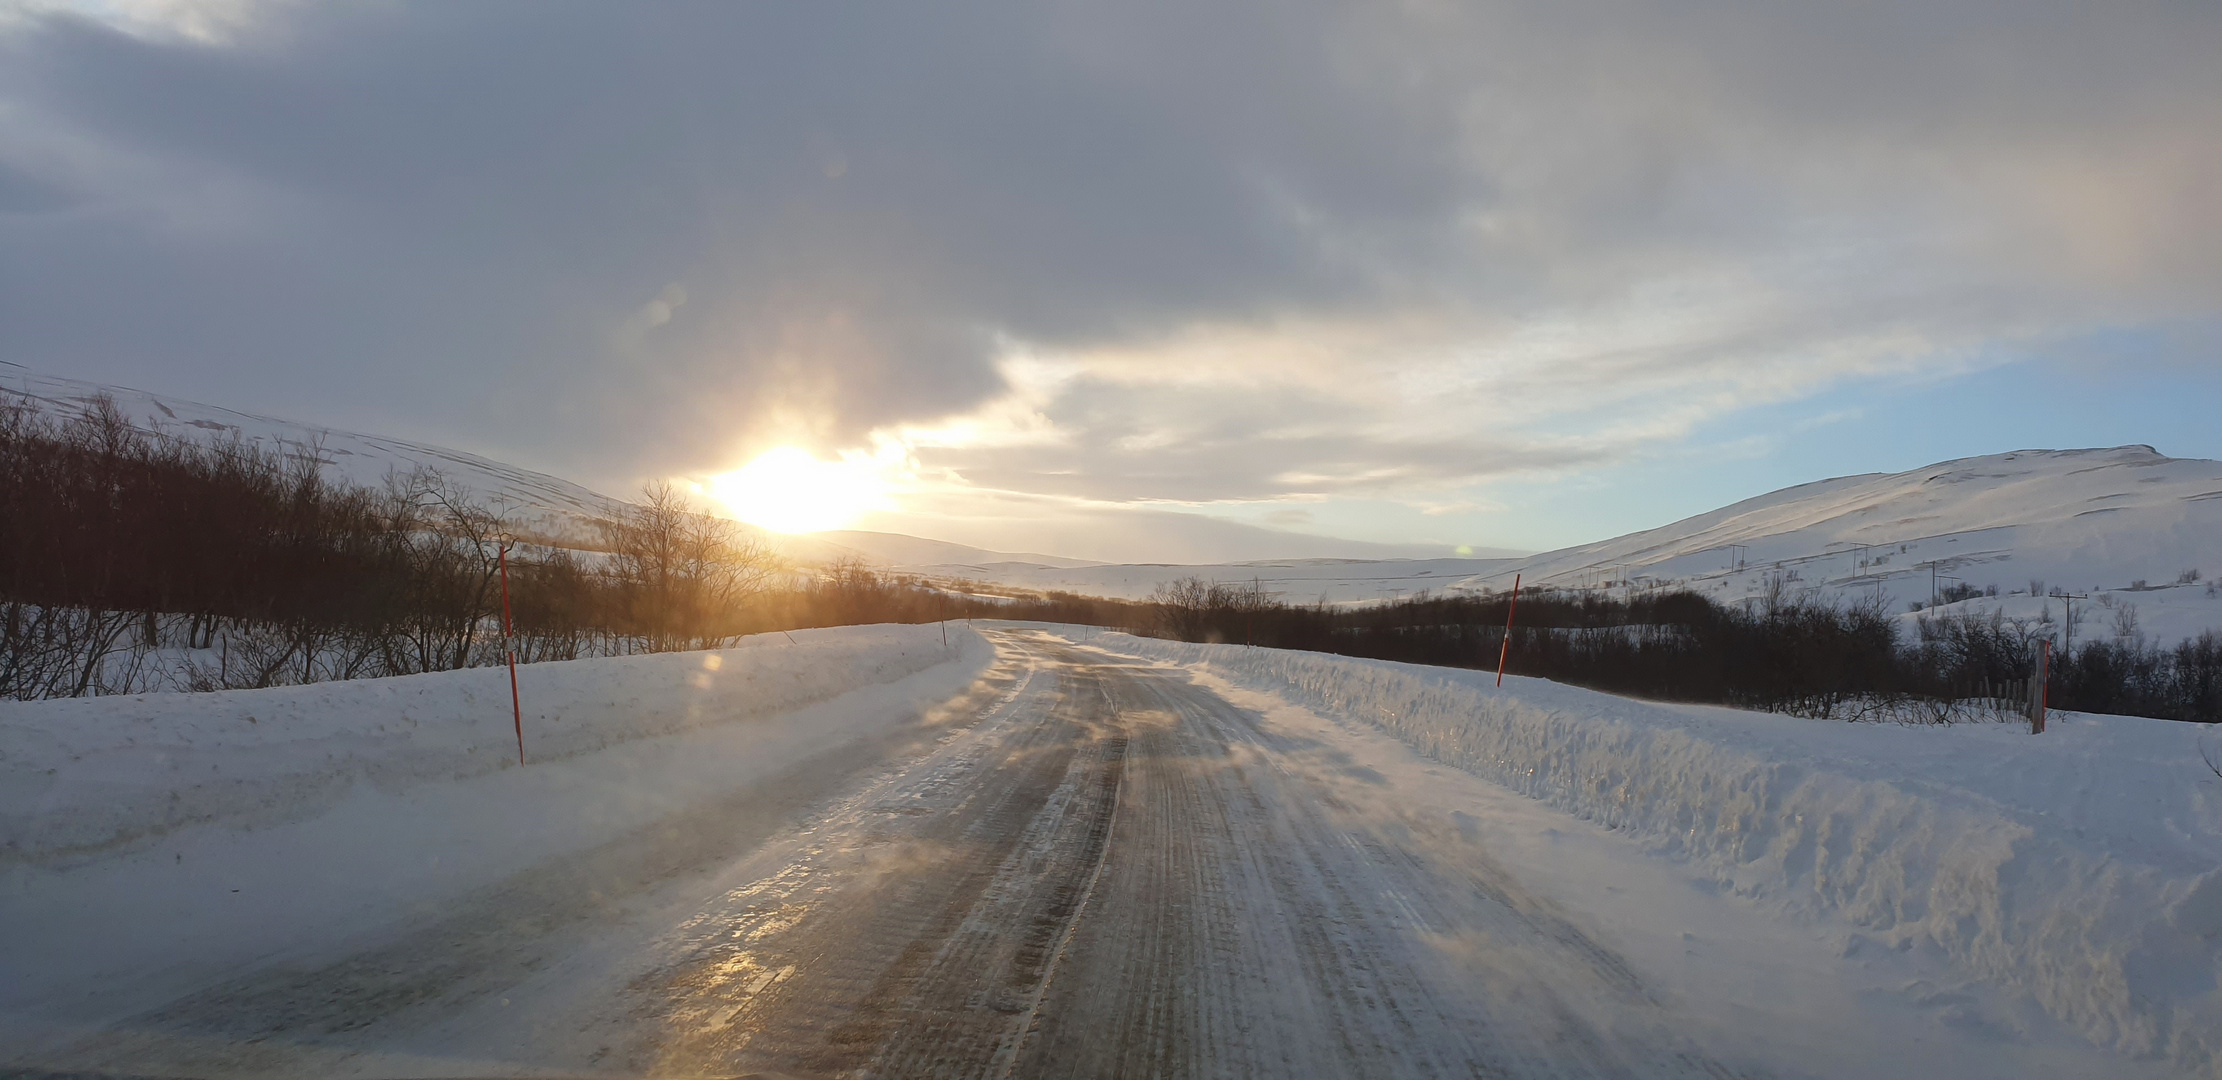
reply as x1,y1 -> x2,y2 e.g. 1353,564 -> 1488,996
14,628 -> 1757,1079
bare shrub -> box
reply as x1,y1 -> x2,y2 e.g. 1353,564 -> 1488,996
601,482 -> 779,652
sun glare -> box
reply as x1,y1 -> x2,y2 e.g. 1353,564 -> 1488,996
707,446 -> 890,533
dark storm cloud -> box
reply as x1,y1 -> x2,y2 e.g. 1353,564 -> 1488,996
0,0 -> 2216,506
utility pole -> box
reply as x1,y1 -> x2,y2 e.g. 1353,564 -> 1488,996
1926,561 -> 1958,609
2056,592 -> 2089,652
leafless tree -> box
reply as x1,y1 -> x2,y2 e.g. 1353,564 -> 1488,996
602,481 -> 779,651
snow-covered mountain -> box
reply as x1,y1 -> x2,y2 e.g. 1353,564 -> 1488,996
0,363 -> 1025,567
904,446 -> 2222,640
1450,446 -> 2222,642
11,362 -> 2216,636
2,362 -> 632,546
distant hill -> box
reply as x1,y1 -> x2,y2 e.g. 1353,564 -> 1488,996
813,530 -> 1103,570
900,557 -> 1524,605
1451,446 -> 2222,644
0,363 -> 1518,575
903,447 -> 2222,641
13,363 -> 2213,639
1,362 -> 869,561
2,362 -> 631,547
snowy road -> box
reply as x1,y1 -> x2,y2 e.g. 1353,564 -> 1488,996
22,628 -> 1752,1078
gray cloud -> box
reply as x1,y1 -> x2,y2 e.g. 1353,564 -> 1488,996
0,0 -> 2215,523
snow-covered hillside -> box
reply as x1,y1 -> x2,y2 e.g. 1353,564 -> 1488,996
2,361 -> 636,545
1431,446 -> 2222,642
906,447 -> 2222,640
14,361 -> 2216,638
4,363 -> 890,564
0,363 -> 1508,589
1456,446 -> 2221,600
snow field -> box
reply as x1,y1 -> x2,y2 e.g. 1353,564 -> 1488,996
1091,632 -> 2222,1073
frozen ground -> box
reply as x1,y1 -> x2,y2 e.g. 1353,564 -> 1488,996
1,624 -> 2208,1078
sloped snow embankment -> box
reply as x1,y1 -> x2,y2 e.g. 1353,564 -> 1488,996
1,623 -> 994,1041
1095,633 -> 2222,1073
2,623 -> 980,867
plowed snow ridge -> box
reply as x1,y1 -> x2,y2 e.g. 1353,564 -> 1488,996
1091,631 -> 2222,1073
1,623 -> 982,866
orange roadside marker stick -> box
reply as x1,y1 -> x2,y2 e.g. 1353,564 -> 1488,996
1496,573 -> 1520,688
2034,638 -> 2050,735
500,541 -> 524,765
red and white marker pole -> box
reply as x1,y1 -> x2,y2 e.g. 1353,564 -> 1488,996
499,541 -> 524,765
1496,572 -> 1521,688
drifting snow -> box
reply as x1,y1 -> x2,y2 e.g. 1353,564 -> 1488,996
1092,632 -> 2222,1073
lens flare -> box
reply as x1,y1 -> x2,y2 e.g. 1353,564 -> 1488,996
707,447 -> 889,533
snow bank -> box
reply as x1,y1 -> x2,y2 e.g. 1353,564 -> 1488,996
1094,633 -> 2222,1073
1,623 -> 978,867
1,623 -> 996,1041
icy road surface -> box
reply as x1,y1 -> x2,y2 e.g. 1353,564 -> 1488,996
14,627 -> 1766,1079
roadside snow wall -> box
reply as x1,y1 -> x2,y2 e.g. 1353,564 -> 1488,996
1,623 -> 983,867
1096,633 -> 2222,1073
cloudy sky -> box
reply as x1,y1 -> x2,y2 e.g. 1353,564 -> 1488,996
3,0 -> 2218,562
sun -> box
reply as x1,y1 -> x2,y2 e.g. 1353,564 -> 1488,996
706,446 -> 889,533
